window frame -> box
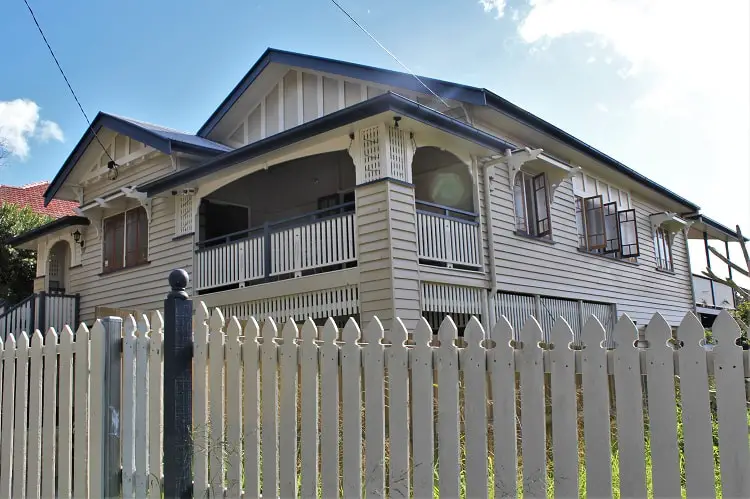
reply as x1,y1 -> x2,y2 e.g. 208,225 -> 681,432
513,170 -> 553,239
654,226 -> 673,271
575,195 -> 640,260
102,206 -> 149,274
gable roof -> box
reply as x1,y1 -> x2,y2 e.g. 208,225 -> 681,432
197,48 -> 699,212
5,215 -> 90,247
0,181 -> 77,218
141,91 -> 516,196
43,112 -> 232,206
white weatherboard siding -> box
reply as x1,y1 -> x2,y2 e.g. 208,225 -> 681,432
485,160 -> 693,326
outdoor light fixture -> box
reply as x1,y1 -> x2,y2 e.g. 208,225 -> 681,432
72,229 -> 84,248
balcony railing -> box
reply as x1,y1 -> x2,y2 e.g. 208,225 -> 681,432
416,200 -> 481,270
0,291 -> 79,341
196,203 -> 356,292
693,274 -> 735,309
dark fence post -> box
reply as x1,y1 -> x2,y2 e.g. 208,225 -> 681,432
37,291 -> 46,333
163,269 -> 193,498
263,221 -> 271,281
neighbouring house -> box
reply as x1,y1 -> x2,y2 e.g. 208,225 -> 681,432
0,181 -> 77,218
2,48 -> 744,339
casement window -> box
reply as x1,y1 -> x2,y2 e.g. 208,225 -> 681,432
575,195 -> 640,259
103,206 -> 148,273
653,227 -> 673,271
513,171 -> 552,238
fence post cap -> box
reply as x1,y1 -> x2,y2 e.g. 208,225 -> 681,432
168,269 -> 189,300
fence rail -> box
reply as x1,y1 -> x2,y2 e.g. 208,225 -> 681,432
1,287 -> 749,497
196,204 -> 356,291
416,200 -> 482,269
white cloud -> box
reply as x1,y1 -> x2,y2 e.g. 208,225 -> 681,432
479,0 -> 507,18
585,55 -> 596,64
596,102 -> 609,113
0,99 -> 64,159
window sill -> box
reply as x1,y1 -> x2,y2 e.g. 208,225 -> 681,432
70,264 -> 83,269
513,231 -> 556,246
99,261 -> 151,276
655,267 -> 675,275
172,232 -> 195,242
576,248 -> 640,266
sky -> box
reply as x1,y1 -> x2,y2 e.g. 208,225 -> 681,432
1,0 -> 749,281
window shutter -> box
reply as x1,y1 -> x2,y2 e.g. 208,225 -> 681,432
513,175 -> 527,232
532,173 -> 551,237
103,213 -> 125,272
617,209 -> 640,257
603,202 -> 620,253
583,195 -> 606,249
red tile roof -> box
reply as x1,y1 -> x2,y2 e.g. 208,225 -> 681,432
0,181 -> 78,218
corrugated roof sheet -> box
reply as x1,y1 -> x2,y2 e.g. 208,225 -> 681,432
107,114 -> 232,153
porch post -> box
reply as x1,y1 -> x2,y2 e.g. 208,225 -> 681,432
704,231 -> 716,306
353,122 -> 421,334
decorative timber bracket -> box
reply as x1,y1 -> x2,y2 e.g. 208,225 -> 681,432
498,147 -> 580,201
650,212 -> 692,244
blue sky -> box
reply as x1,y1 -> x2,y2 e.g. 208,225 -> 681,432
1,0 -> 749,276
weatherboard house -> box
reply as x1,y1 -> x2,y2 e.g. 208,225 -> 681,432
3,48 -> 741,338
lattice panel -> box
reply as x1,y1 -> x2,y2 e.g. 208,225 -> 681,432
388,126 -> 409,182
360,126 -> 381,183
174,194 -> 194,236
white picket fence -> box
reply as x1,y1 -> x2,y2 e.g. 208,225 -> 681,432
1,305 -> 749,498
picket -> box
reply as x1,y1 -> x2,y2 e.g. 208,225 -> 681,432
410,318 -> 435,497
193,303 -> 210,498
299,319 -> 319,499
278,319 -> 299,499
242,318 -> 261,499
341,318 -> 362,498
27,331 -> 44,499
463,317 -> 489,499
261,318 -> 279,498
135,316 -> 150,498
147,312 -> 164,499
518,318 -> 546,498
58,326 -> 75,499
644,313 -> 682,498
319,318 -> 340,498
208,308 -> 226,497
12,332 -> 30,498
386,319 -> 410,499
490,317 -> 518,498
41,329 -> 58,499
611,315 -> 647,499
581,316 -> 613,497
0,334 -> 15,498
362,318 -> 385,499
73,323 -> 90,499
550,318 -> 578,499
437,316 -> 461,498
675,313 -> 715,498
121,317 -> 137,498
225,317 -> 243,499
712,311 -> 750,498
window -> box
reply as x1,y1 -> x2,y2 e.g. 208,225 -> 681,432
514,172 -> 551,238
316,191 -> 355,217
654,227 -> 673,271
103,206 -> 148,273
576,195 -> 640,259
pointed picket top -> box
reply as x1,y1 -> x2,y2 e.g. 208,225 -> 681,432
391,318 -> 409,346
320,317 -> 338,343
712,310 -> 742,352
124,315 -> 137,339
4,332 -> 15,357
644,313 -> 672,348
136,314 -> 151,337
612,314 -> 638,350
362,316 -> 383,345
675,312 -> 705,349
438,316 -> 458,346
227,316 -> 242,343
17,330 -> 30,349
492,315 -> 515,347
550,317 -> 575,350
341,317 -> 361,344
196,301 -> 210,328
414,317 -> 433,346
518,315 -> 543,349
60,325 -> 74,350
209,308 -> 225,334
464,316 -> 485,348
0,334 -> 4,353
261,317 -> 278,342
244,316 -> 260,341
281,318 -> 299,347
581,315 -> 606,350
31,329 -> 43,350
90,319 -> 105,342
75,322 -> 89,340
300,318 -> 318,345
150,310 -> 164,334
43,328 -> 57,353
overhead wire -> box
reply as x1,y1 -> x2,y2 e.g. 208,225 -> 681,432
327,0 -> 451,109
20,0 -> 116,165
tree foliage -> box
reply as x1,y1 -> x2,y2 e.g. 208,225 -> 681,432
0,202 -> 52,305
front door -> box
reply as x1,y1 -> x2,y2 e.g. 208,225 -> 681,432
47,241 -> 68,293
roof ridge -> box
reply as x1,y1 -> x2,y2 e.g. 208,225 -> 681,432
105,112 -> 190,134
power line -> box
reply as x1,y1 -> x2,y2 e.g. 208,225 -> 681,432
21,0 -> 116,164
327,0 -> 450,109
